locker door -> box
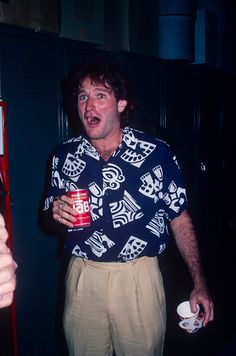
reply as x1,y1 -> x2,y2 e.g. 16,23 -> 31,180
0,32 -> 67,356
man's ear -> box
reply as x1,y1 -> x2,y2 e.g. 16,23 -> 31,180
118,100 -> 128,113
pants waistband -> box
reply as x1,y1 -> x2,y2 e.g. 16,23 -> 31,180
73,255 -> 158,270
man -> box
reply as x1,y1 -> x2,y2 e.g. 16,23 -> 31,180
0,213 -> 17,309
43,62 -> 214,355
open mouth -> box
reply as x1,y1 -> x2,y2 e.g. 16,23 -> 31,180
85,116 -> 101,126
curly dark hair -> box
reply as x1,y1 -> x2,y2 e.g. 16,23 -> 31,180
71,61 -> 133,128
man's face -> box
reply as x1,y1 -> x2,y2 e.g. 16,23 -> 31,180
77,77 -> 127,142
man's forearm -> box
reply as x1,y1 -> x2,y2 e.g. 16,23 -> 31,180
170,209 -> 206,289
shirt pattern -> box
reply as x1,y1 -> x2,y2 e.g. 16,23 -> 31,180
44,127 -> 187,262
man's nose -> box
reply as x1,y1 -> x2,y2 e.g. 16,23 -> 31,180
85,97 -> 94,111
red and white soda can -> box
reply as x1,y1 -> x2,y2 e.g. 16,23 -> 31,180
67,189 -> 91,227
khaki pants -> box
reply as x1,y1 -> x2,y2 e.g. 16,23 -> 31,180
63,256 -> 166,356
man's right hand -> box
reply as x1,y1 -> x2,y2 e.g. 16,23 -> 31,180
52,195 -> 78,228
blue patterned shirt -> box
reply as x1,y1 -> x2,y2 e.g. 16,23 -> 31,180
44,127 -> 187,262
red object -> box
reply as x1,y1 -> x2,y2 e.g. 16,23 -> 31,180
68,189 -> 91,227
0,99 -> 18,356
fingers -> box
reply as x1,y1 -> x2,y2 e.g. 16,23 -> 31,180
0,214 -> 17,308
0,254 -> 17,289
52,195 -> 77,228
0,214 -> 8,245
0,237 -> 10,254
0,254 -> 17,309
189,300 -> 199,314
0,214 -> 5,228
201,299 -> 214,327
0,291 -> 15,309
0,270 -> 16,295
190,290 -> 214,327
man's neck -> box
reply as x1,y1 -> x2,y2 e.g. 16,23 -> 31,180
91,130 -> 123,161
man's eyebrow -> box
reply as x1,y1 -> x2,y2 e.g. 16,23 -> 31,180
78,87 -> 112,94
93,87 -> 112,93
78,89 -> 86,94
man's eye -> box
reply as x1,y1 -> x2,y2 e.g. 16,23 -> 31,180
79,94 -> 87,101
98,93 -> 105,99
